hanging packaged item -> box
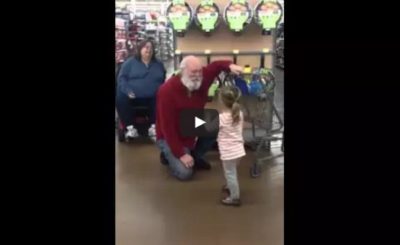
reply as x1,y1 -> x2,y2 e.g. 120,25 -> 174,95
116,18 -> 126,30
234,76 -> 250,95
260,68 -> 276,92
208,81 -> 219,98
241,65 -> 252,83
248,79 -> 264,95
166,0 -> 193,37
254,0 -> 283,35
194,0 -> 221,35
115,17 -> 128,63
223,0 -> 253,34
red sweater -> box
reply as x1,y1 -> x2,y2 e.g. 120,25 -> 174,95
156,60 -> 232,158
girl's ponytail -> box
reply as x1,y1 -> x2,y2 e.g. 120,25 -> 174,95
220,85 -> 242,125
231,101 -> 241,125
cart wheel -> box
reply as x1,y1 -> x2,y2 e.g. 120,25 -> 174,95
118,128 -> 125,143
250,164 -> 261,178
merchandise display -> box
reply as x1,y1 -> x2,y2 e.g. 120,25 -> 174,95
115,17 -> 129,64
254,0 -> 283,34
249,68 -> 276,95
194,0 -> 221,34
223,0 -> 253,34
166,0 -> 193,36
157,17 -> 174,61
208,66 -> 275,98
208,82 -> 219,97
275,23 -> 284,69
115,4 -> 175,62
115,1 -> 285,83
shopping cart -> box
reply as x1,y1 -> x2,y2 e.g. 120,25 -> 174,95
212,69 -> 284,178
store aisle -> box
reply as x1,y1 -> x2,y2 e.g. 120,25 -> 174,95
116,139 -> 283,245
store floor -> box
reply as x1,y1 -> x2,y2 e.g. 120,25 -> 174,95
116,137 -> 283,245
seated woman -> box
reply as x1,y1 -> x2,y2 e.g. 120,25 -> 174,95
116,39 -> 166,141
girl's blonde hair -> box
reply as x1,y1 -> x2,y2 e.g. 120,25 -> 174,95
219,86 -> 242,125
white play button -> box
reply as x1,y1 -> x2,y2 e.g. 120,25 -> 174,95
195,117 -> 206,128
180,109 -> 219,137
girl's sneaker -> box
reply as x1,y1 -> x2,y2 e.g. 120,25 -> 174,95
221,197 -> 241,206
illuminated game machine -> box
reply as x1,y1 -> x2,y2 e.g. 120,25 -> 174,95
166,0 -> 194,37
194,0 -> 221,36
254,0 -> 283,35
223,0 -> 253,35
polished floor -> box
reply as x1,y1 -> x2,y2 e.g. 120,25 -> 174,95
116,137 -> 283,245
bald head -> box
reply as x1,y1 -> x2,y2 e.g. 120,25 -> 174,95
179,56 -> 203,91
180,55 -> 202,71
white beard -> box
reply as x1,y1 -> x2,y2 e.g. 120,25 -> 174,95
182,74 -> 202,91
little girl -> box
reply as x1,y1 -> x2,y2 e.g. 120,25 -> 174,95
217,86 -> 246,206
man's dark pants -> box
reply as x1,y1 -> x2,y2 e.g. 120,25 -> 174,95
157,137 -> 216,180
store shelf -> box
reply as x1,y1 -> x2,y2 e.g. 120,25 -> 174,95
115,2 -> 175,63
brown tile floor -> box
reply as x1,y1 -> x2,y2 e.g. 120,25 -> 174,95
116,137 -> 284,245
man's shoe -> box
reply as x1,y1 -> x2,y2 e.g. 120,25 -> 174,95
125,125 -> 139,139
148,124 -> 156,142
194,158 -> 211,170
160,152 -> 169,165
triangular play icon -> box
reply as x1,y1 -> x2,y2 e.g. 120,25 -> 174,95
195,117 -> 206,128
